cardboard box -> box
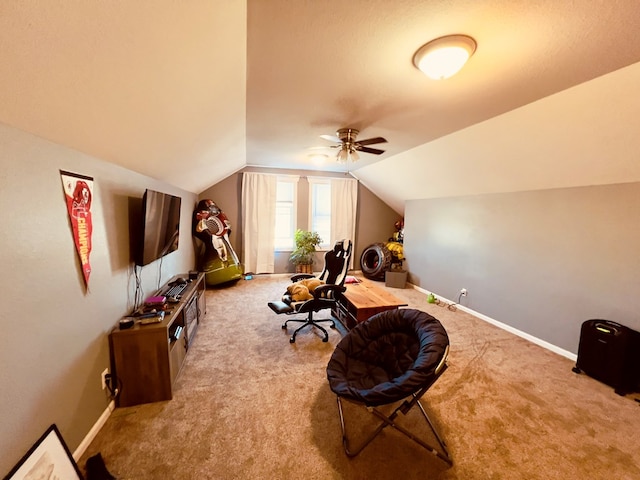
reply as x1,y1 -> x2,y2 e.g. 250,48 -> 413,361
385,270 -> 407,288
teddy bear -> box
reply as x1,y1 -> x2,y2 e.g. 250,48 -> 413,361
286,278 -> 325,302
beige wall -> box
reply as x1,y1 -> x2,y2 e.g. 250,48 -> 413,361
0,123 -> 197,474
199,167 -> 401,274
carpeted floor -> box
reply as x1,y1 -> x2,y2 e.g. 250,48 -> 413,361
79,274 -> 640,479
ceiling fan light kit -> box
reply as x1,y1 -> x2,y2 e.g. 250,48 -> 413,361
337,146 -> 359,163
413,34 -> 476,80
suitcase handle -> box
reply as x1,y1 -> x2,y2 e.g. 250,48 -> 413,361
594,322 -> 621,335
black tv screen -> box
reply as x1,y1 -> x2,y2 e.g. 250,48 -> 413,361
136,189 -> 182,266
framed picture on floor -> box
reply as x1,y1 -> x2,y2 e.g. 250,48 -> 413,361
3,424 -> 84,480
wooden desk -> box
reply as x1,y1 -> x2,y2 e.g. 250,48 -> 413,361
333,278 -> 407,329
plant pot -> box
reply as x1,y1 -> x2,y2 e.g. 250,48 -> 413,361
295,263 -> 314,274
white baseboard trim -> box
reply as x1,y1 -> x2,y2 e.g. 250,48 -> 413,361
411,284 -> 577,362
73,400 -> 115,462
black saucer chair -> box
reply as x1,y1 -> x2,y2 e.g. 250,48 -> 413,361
268,239 -> 352,343
326,308 -> 452,465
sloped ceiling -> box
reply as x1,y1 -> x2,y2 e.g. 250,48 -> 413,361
357,61 -> 640,212
1,1 -> 640,213
0,1 -> 247,191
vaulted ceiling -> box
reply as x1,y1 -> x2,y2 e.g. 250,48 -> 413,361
2,1 -> 640,213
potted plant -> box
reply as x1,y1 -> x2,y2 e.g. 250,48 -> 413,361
289,229 -> 322,274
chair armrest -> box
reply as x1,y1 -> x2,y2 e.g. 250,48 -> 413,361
313,284 -> 346,299
291,273 -> 315,282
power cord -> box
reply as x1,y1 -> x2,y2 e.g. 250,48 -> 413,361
158,255 -> 164,290
133,265 -> 143,311
104,374 -> 121,400
443,301 -> 458,312
427,292 -> 464,311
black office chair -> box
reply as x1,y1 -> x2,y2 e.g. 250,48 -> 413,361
268,239 -> 352,343
326,308 -> 452,465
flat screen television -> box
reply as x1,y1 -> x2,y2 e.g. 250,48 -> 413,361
135,189 -> 182,266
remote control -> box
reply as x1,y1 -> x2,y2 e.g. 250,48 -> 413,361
139,311 -> 165,325
140,316 -> 163,325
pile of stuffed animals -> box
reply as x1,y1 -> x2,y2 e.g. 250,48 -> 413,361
286,278 -> 324,302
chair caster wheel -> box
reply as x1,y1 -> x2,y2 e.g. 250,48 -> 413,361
322,337 -> 329,342
330,323 -> 336,329
290,337 -> 295,343
282,323 -> 287,329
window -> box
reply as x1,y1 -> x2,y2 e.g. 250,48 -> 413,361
274,177 -> 297,250
309,178 -> 332,250
273,176 -> 356,253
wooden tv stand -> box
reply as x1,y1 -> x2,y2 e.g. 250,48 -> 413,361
109,273 -> 206,407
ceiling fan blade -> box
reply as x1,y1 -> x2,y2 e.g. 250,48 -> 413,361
358,146 -> 385,155
356,136 -> 387,146
320,134 -> 342,143
308,145 -> 339,150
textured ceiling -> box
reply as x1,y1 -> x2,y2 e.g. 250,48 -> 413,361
1,1 -> 640,208
246,0 -> 640,171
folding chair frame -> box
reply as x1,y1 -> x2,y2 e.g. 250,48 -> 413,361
334,363 -> 453,466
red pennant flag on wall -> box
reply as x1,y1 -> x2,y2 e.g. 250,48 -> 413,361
60,170 -> 94,289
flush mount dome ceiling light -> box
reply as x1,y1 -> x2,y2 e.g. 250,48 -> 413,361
413,34 -> 477,80
307,153 -> 329,164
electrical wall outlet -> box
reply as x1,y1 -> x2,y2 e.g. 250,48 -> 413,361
101,368 -> 109,390
460,288 -> 468,296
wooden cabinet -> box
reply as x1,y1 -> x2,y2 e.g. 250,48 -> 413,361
109,273 -> 206,407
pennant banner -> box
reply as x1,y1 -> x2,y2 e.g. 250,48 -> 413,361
60,170 -> 94,289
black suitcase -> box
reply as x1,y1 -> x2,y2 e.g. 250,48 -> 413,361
572,319 -> 640,395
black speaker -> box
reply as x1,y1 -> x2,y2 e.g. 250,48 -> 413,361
573,319 -> 640,395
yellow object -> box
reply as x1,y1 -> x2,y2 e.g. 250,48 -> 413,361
385,241 -> 404,261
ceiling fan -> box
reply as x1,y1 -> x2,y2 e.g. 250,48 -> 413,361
320,128 -> 387,163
